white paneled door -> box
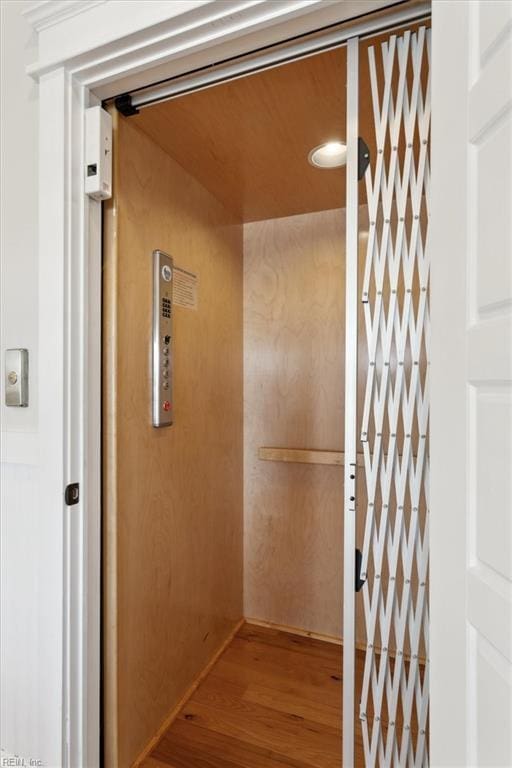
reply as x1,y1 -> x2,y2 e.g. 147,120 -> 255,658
431,1 -> 512,767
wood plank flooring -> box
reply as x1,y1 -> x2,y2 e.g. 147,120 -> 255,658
140,623 -> 365,768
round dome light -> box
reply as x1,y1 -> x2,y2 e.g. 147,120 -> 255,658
308,141 -> 347,169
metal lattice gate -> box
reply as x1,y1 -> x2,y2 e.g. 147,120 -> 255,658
344,23 -> 431,768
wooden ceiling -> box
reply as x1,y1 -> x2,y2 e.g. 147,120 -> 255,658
132,47 -> 348,223
131,19 -> 428,223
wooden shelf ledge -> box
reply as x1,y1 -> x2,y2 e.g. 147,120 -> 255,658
259,447 -> 413,466
258,447 -> 346,466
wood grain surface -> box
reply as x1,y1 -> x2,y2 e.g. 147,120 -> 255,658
133,47 -> 347,222
243,209 -> 369,641
258,448 -> 345,466
103,113 -> 244,768
139,623 -> 422,768
141,623 -> 353,768
125,21 -> 428,225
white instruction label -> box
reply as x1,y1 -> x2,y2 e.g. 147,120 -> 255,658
173,266 -> 198,310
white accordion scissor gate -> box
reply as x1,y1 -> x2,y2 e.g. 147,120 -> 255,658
344,23 -> 431,768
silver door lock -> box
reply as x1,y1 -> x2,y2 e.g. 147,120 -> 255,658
5,348 -> 29,407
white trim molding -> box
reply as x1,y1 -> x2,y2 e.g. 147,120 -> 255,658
25,0 -> 393,91
22,1 -> 106,32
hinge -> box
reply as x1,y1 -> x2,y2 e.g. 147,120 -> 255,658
355,548 -> 366,592
114,93 -> 140,117
65,483 -> 80,506
358,137 -> 370,180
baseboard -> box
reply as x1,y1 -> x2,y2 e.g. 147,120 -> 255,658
244,617 -> 343,646
131,617 -> 245,768
244,618 -> 426,665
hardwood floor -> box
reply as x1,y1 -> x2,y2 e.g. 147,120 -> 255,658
140,623 -> 364,768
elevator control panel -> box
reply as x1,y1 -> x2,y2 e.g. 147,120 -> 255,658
152,250 -> 173,427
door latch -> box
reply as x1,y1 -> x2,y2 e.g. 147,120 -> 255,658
355,548 -> 366,592
358,137 -> 370,180
65,483 -> 80,506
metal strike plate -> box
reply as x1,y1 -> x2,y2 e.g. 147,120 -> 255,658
152,250 -> 173,427
5,348 -> 29,407
348,461 -> 357,510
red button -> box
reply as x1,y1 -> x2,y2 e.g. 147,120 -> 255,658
163,401 -> 172,411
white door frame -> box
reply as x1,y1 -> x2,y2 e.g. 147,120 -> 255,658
24,1 -> 444,765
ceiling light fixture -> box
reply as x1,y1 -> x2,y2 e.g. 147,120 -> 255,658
308,141 -> 347,169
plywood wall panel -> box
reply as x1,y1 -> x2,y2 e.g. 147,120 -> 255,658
103,114 -> 243,768
243,208 -> 369,640
244,210 -> 342,637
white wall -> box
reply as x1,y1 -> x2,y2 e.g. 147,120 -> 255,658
0,1 -> 38,436
0,1 -> 47,763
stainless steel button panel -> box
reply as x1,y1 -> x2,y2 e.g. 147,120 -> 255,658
152,250 -> 173,427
